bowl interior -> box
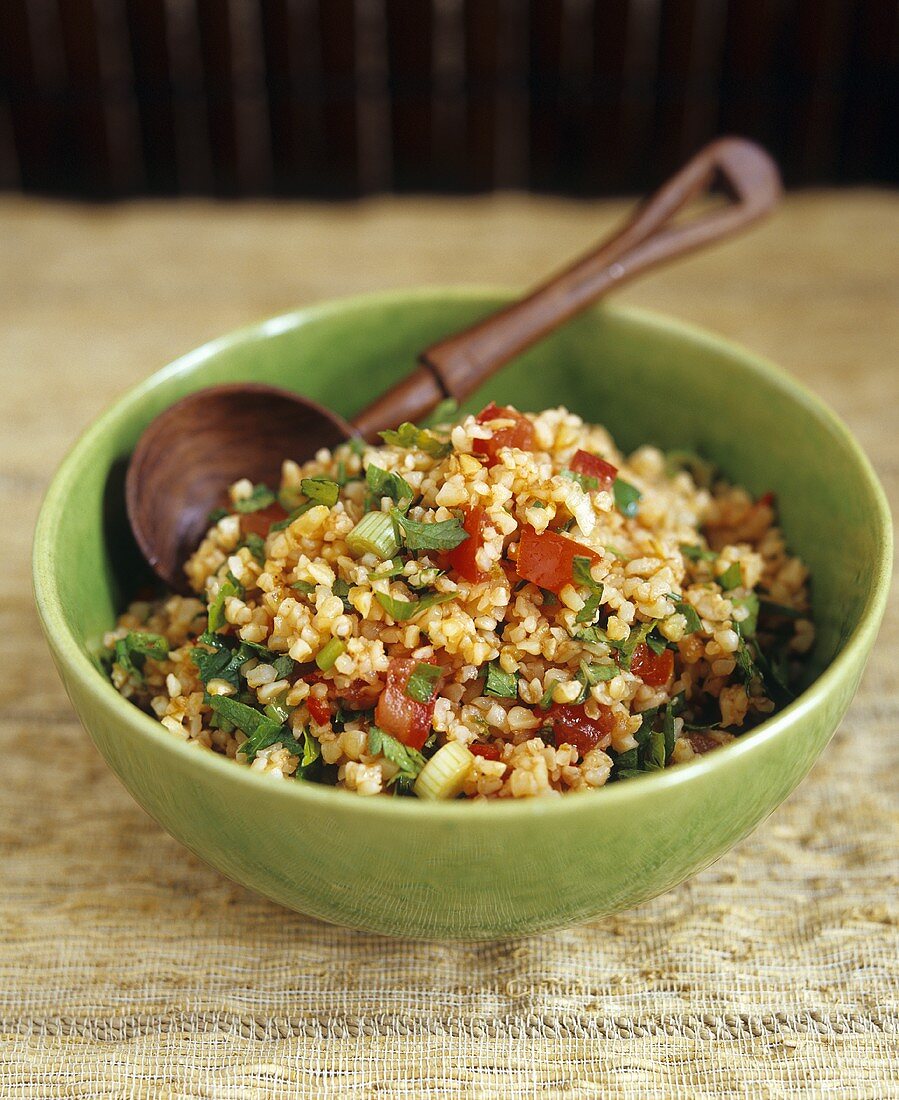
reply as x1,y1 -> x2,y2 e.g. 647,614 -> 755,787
42,291 -> 888,702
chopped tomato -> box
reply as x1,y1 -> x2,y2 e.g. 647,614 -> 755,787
469,742 -> 502,760
306,694 -> 331,726
447,505 -> 488,583
569,449 -> 618,489
757,490 -> 776,508
338,679 -> 382,711
630,644 -> 674,687
548,703 -> 614,757
515,528 -> 601,595
374,658 -> 435,750
239,501 -> 287,539
472,402 -> 535,467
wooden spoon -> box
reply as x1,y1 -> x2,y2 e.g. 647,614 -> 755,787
127,136 -> 781,592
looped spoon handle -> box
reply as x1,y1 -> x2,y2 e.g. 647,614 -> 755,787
351,136 -> 781,439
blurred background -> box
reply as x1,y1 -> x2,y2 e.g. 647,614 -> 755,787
0,0 -> 895,199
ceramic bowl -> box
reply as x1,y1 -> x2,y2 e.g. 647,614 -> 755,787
33,290 -> 891,939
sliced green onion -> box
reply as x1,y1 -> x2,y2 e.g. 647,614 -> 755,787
315,638 -> 346,671
347,511 -> 401,558
414,741 -> 474,800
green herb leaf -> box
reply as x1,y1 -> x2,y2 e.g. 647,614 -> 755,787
207,578 -> 243,633
406,662 -> 444,703
732,592 -> 760,638
375,590 -> 454,621
540,588 -> 559,607
369,558 -> 405,580
646,632 -> 668,656
301,477 -> 340,506
367,726 -> 427,783
561,468 -> 599,492
349,437 -> 367,457
575,591 -> 604,625
207,507 -> 229,525
572,555 -> 600,591
666,593 -> 702,634
613,478 -> 641,517
616,622 -> 653,669
538,682 -> 557,710
719,562 -> 743,590
233,484 -> 276,513
366,464 -> 414,505
111,631 -> 169,682
238,532 -> 266,564
680,543 -> 717,562
484,661 -> 518,699
379,421 -> 452,458
394,511 -> 469,552
291,580 -> 316,595
208,696 -> 301,762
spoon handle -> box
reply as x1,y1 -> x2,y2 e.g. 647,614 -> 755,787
351,136 -> 781,440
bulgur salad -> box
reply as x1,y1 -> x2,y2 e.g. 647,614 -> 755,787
105,402 -> 813,800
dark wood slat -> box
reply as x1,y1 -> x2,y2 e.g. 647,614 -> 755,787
0,0 -> 37,188
491,0 -> 531,188
56,0 -> 112,194
462,0 -> 499,190
718,0 -> 785,155
318,0 -> 358,195
195,0 -> 240,194
840,0 -> 898,183
431,0 -> 467,191
651,0 -> 728,178
385,0 -> 434,190
124,0 -> 178,192
527,0 -> 564,190
614,0 -> 661,191
587,0 -> 630,193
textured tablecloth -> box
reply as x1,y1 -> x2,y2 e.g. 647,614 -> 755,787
2,192 -> 897,1098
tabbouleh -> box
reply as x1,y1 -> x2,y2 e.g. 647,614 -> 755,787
105,402 -> 813,800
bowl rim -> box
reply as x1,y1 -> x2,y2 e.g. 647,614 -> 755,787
32,287 -> 893,822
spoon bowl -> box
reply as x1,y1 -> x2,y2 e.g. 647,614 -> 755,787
125,383 -> 353,591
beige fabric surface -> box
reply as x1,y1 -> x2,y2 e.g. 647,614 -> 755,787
1,192 -> 897,1098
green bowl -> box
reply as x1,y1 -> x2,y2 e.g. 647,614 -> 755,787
33,289 -> 891,939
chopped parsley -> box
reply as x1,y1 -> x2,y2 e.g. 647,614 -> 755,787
718,562 -> 743,590
613,478 -> 641,517
421,397 -> 459,428
207,507 -> 229,525
191,634 -> 294,690
393,511 -> 469,552
732,592 -> 760,638
269,501 -> 316,531
365,464 -> 414,506
238,532 -> 266,564
375,590 -> 454,621
300,477 -> 340,506
111,631 -> 169,682
484,661 -> 519,699
206,578 -> 243,633
680,543 -> 717,563
561,468 -> 599,492
207,696 -> 303,762
368,725 -> 427,785
232,483 -> 276,513
572,555 -> 604,624
666,593 -> 702,634
405,662 -> 443,703
379,421 -> 452,458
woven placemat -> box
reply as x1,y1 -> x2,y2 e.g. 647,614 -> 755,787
2,193 -> 896,1098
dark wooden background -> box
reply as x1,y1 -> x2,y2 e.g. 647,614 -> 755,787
0,0 -> 895,198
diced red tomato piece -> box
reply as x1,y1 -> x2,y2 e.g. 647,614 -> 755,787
339,679 -> 382,711
447,505 -> 487,583
472,403 -> 535,467
239,501 -> 287,539
515,528 -> 601,595
569,449 -> 618,489
757,490 -> 776,508
548,703 -> 614,757
307,694 -> 331,726
469,742 -> 502,760
630,643 -> 675,687
374,658 -> 435,750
